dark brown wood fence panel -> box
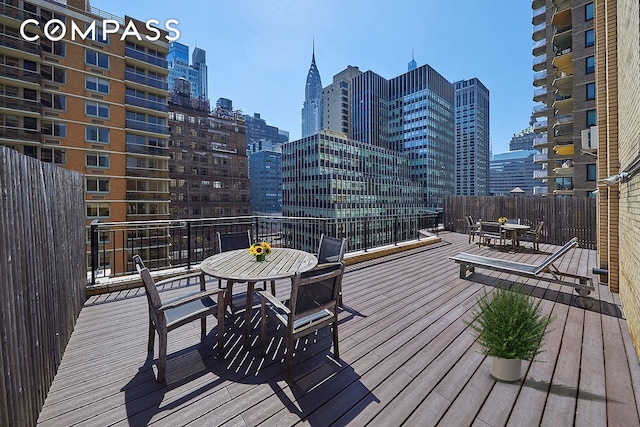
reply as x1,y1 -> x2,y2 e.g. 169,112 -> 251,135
0,147 -> 86,426
443,195 -> 596,249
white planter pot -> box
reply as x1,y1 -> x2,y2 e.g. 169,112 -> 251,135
490,357 -> 522,382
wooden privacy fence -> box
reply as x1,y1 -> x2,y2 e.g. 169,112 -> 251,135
0,147 -> 86,427
443,195 -> 597,250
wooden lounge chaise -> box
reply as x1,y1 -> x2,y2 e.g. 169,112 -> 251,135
449,237 -> 594,296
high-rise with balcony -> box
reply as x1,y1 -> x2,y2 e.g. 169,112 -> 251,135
301,46 -> 322,138
0,0 -> 172,273
168,42 -> 208,101
531,0 -> 597,197
454,78 -> 490,196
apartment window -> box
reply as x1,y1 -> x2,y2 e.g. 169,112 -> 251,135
40,65 -> 66,84
585,2 -> 594,20
87,23 -> 109,44
586,56 -> 595,74
86,177 -> 110,193
86,152 -> 109,168
85,49 -> 109,69
85,101 -> 109,119
86,202 -> 110,218
41,93 -> 66,110
40,147 -> 65,164
85,125 -> 109,143
41,40 -> 65,57
586,109 -> 597,127
585,29 -> 594,47
587,164 -> 597,181
586,83 -> 596,100
41,121 -> 66,137
85,75 -> 109,94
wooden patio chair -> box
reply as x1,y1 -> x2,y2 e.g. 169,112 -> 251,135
259,262 -> 345,385
466,216 -> 480,243
520,221 -> 544,251
315,234 -> 347,304
216,231 -> 275,310
449,237 -> 594,296
133,255 -> 225,382
477,221 -> 507,247
316,234 -> 347,267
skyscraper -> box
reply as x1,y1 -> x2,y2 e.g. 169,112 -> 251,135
168,42 -> 208,101
245,113 -> 280,149
322,66 -> 361,136
249,140 -> 282,215
301,45 -> 323,137
531,0 -> 597,197
455,78 -> 490,196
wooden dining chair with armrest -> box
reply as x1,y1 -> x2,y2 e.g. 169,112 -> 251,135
466,216 -> 480,243
520,221 -> 544,251
133,255 -> 225,382
215,231 -> 276,309
478,221 -> 508,247
259,262 -> 345,385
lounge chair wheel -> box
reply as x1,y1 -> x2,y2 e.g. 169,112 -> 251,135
576,288 -> 591,297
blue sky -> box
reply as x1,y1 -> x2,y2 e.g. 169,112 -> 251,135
93,0 -> 534,154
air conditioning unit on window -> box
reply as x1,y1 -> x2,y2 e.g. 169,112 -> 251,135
581,126 -> 598,150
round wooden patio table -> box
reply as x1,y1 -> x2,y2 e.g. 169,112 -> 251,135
200,248 -> 318,342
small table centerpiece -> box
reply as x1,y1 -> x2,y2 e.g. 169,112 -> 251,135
249,241 -> 272,262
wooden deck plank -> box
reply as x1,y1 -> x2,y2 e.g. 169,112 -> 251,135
33,232 -> 640,427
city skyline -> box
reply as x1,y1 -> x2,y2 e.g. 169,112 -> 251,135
94,0 -> 534,154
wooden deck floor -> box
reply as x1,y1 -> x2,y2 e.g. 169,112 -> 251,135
37,232 -> 640,426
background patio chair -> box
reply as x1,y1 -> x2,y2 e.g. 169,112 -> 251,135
215,231 -> 276,310
520,220 -> 544,251
259,262 -> 345,385
133,255 -> 225,382
316,234 -> 347,267
466,216 -> 480,243
478,221 -> 508,247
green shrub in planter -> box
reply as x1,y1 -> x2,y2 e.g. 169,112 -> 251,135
468,285 -> 554,361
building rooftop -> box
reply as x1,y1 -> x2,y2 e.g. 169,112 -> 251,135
36,232 -> 640,426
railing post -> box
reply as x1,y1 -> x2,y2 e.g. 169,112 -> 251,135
255,216 -> 260,242
364,218 -> 369,252
187,221 -> 192,270
394,217 -> 398,246
90,220 -> 99,286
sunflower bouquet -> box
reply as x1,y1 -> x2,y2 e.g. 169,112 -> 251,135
498,217 -> 508,225
249,241 -> 272,261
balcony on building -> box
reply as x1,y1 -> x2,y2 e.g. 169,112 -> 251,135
533,169 -> 548,179
553,144 -> 575,157
552,2 -> 572,23
553,164 -> 574,177
533,53 -> 547,72
125,46 -> 168,70
553,94 -> 574,116
533,136 -> 549,149
533,152 -> 548,163
533,69 -> 547,86
533,120 -> 548,133
0,33 -> 40,56
533,185 -> 548,195
532,5 -> 546,25
532,39 -> 547,57
532,0 -> 545,11
533,87 -> 547,102
552,67 -> 573,92
532,103 -> 548,118
125,71 -> 169,91
532,22 -> 546,41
